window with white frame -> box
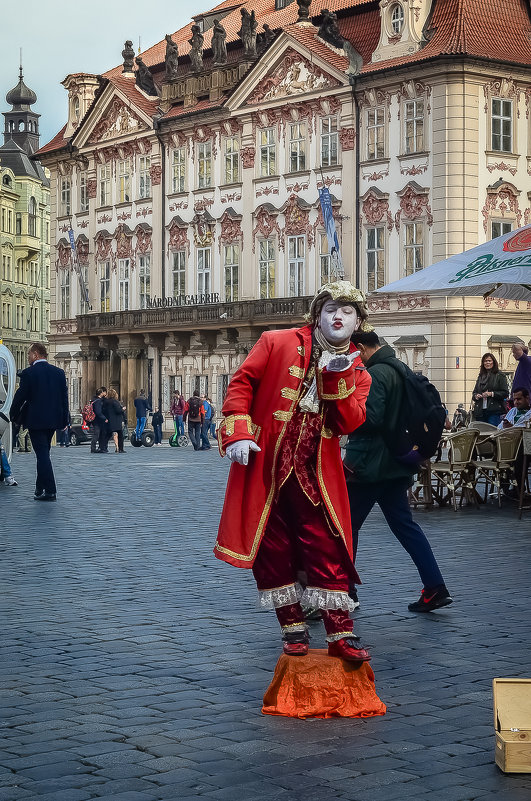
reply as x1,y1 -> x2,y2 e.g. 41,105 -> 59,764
80,264 -> 89,314
197,142 -> 212,189
99,164 -> 111,206
8,210 -> 12,233
367,107 -> 385,160
259,239 -> 275,299
172,250 -> 186,296
99,261 -> 111,312
60,177 -> 71,216
224,244 -> 239,302
289,123 -> 306,172
79,173 -> 89,212
172,147 -> 186,193
404,99 -> 424,154
390,3 -> 404,33
260,128 -> 276,177
117,159 -> 131,203
31,306 -> 39,331
320,233 -> 334,285
491,99 -> 512,153
197,247 -> 211,294
224,138 -> 240,184
2,255 -> 12,280
404,222 -> 424,276
60,268 -> 70,318
139,156 -> 151,199
288,235 -> 305,296
2,301 -> 12,328
16,304 -> 25,329
491,220 -> 512,239
139,254 -> 151,308
367,226 -> 385,291
28,196 -> 37,236
118,258 -> 130,310
321,117 -> 338,166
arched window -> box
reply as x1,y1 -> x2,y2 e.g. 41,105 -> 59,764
18,120 -> 24,131
72,97 -> 80,120
9,121 -> 14,132
2,174 -> 12,187
28,197 -> 37,237
390,3 -> 404,34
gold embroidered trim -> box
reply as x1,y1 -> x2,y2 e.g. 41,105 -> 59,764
320,377 -> 356,401
281,387 -> 300,401
297,345 -> 305,356
321,427 -> 334,439
317,420 -> 346,543
289,365 -> 305,379
281,622 -> 308,630
220,414 -> 256,437
273,410 -> 293,421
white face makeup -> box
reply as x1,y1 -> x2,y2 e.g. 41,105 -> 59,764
318,300 -> 359,345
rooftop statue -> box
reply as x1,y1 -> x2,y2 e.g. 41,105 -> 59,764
239,8 -> 258,58
122,40 -> 135,73
212,19 -> 228,66
165,35 -> 179,80
318,8 -> 345,50
189,24 -> 204,72
135,57 -> 158,96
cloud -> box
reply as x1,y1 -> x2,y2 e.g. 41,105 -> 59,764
0,0 -> 198,146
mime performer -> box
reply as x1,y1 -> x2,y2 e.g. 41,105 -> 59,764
215,282 -> 373,663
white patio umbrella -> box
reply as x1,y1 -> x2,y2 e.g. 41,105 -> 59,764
374,224 -> 531,301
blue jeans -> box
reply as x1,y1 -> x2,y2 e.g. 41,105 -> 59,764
478,410 -> 501,426
153,424 -> 162,444
188,421 -> 201,450
175,415 -> 184,436
200,419 -> 211,449
135,416 -> 147,438
347,478 -> 445,589
1,448 -> 12,478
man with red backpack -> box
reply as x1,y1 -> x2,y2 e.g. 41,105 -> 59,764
184,390 -> 204,451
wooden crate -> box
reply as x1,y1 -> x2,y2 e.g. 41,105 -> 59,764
493,678 -> 531,772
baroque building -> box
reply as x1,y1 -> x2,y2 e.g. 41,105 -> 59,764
1,69 -> 50,371
35,0 -> 531,421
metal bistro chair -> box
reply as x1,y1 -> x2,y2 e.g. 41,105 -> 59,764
471,428 -> 523,507
518,429 -> 531,520
430,429 -> 479,511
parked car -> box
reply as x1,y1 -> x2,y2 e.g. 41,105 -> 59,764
68,413 -> 91,446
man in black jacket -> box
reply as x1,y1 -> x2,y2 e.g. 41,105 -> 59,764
10,342 -> 69,501
90,387 -> 108,453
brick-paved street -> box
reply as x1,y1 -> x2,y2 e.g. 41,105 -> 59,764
1,442 -> 531,801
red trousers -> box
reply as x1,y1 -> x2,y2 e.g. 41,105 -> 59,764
252,474 -> 356,640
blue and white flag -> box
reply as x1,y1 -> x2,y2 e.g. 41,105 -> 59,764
68,226 -> 90,306
318,186 -> 344,279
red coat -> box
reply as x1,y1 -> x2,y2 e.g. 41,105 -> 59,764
215,325 -> 371,569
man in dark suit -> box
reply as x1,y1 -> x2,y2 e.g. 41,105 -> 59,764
10,342 -> 69,501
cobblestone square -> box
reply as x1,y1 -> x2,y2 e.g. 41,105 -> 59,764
1,443 -> 530,800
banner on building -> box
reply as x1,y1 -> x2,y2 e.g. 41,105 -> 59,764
318,187 -> 344,280
69,227 -> 90,306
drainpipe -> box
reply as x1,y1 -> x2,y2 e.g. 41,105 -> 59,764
154,116 -> 166,407
349,75 -> 361,289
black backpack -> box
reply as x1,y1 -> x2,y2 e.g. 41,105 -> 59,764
384,360 -> 446,467
188,396 -> 202,418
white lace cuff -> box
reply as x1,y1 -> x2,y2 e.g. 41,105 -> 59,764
301,586 -> 358,612
258,582 -> 303,609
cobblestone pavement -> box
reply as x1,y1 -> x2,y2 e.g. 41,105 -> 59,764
1,442 -> 531,801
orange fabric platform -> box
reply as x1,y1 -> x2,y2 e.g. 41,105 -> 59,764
262,648 -> 386,719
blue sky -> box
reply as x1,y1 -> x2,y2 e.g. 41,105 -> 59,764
1,1 -> 199,147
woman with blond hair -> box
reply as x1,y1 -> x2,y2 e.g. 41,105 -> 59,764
105,388 -> 127,453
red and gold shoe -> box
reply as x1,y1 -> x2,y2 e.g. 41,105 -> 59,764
283,641 -> 309,656
328,637 -> 371,664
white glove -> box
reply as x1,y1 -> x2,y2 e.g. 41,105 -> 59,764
226,439 -> 261,465
326,351 -> 360,372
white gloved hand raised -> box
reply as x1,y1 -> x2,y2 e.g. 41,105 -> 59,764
225,439 -> 261,465
326,351 -> 360,372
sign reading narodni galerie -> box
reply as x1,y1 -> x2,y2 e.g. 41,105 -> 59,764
146,293 -> 221,309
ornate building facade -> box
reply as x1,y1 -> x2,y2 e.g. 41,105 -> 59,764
36,0 -> 531,421
1,70 -> 50,372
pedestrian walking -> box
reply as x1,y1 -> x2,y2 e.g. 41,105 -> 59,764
170,391 -> 185,436
208,399 -> 217,439
344,330 -> 452,613
511,342 -> 531,398
89,387 -> 109,453
134,389 -> 150,439
105,388 -> 127,453
199,395 -> 212,450
56,412 -> 71,447
152,407 -> 164,445
10,342 -> 69,501
184,390 -> 204,451
471,352 -> 509,426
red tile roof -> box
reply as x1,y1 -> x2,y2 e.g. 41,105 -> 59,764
34,124 -> 68,156
37,0 -> 531,156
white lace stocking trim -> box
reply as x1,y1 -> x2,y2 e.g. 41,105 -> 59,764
258,582 -> 303,609
301,586 -> 358,612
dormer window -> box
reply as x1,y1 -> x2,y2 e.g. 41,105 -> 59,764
390,4 -> 404,34
72,96 -> 80,120
275,0 -> 290,9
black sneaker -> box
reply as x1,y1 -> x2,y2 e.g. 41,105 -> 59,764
408,585 -> 453,613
